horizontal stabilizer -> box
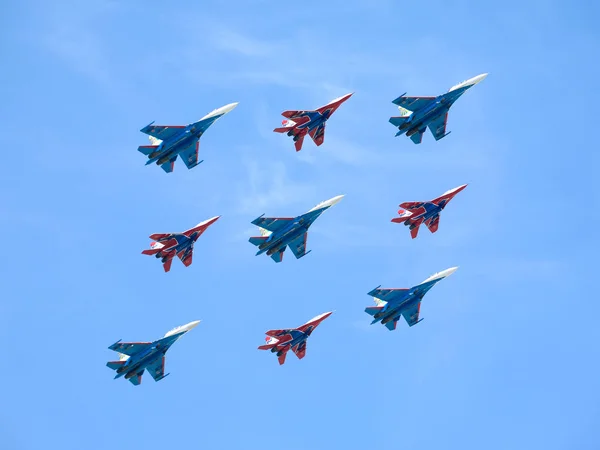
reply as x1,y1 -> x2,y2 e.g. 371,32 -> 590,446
365,306 -> 384,316
389,116 -> 411,128
106,360 -> 125,371
249,236 -> 268,247
138,145 -> 158,156
384,320 -> 398,331
294,133 -> 305,152
278,352 -> 287,365
410,130 -> 424,144
270,250 -> 284,263
273,126 -> 291,133
161,157 -> 177,173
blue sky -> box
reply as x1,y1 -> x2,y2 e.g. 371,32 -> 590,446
2,0 -> 599,448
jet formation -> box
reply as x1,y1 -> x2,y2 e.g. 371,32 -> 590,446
142,216 -> 220,272
389,73 -> 487,144
108,72 -> 487,384
273,93 -> 353,151
248,195 -> 344,263
258,312 -> 332,365
138,102 -> 238,173
106,321 -> 200,385
365,267 -> 458,330
392,184 -> 467,238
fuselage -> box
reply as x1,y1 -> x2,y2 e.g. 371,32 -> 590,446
115,334 -> 181,379
256,209 -> 325,256
372,280 -> 440,324
295,109 -> 334,131
271,329 -> 312,356
400,84 -> 473,136
412,200 -> 448,222
147,115 -> 224,165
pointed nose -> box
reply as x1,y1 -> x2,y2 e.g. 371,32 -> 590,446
325,194 -> 344,208
311,311 -> 333,324
470,73 -> 488,85
203,215 -> 221,225
440,267 -> 459,278
222,102 -> 239,113
183,320 -> 201,332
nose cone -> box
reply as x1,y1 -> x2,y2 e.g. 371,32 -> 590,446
421,266 -> 459,284
448,73 -> 488,92
307,195 -> 345,213
200,215 -> 221,226
203,102 -> 239,120
440,266 -> 459,278
471,73 -> 488,85
309,311 -> 333,325
329,92 -> 354,105
183,320 -> 201,332
323,194 -> 344,208
445,184 -> 468,196
219,102 -> 239,114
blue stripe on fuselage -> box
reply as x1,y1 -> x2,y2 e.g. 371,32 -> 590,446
295,109 -> 333,131
279,330 -> 307,351
413,203 -> 443,221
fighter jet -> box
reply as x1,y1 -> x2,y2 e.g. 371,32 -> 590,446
273,93 -> 353,151
258,312 -> 332,365
248,195 -> 344,263
106,320 -> 200,386
389,73 -> 487,144
138,102 -> 238,173
391,184 -> 467,239
365,267 -> 458,331
141,216 -> 220,272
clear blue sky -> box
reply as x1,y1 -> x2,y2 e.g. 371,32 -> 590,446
2,0 -> 599,448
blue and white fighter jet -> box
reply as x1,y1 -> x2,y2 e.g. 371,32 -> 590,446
248,195 -> 344,263
389,73 -> 487,144
138,102 -> 238,173
106,320 -> 200,386
365,267 -> 458,331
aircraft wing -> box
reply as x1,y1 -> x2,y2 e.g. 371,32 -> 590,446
401,302 -> 422,327
146,357 -> 166,381
367,287 -> 411,303
308,123 -> 326,146
428,113 -> 449,141
177,248 -> 193,267
292,340 -> 307,360
109,341 -> 152,356
179,141 -> 202,169
392,96 -> 436,112
424,215 -> 440,234
251,216 -> 294,233
140,123 -> 185,140
128,370 -> 144,386
288,233 -> 309,259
